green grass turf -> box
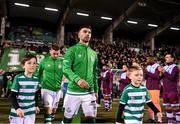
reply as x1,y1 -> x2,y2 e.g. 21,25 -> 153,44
0,97 -> 167,123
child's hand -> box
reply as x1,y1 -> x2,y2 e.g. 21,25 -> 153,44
36,106 -> 40,114
16,108 -> 24,118
157,112 -> 162,122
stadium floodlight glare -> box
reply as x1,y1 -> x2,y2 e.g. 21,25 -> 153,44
44,7 -> 58,12
14,3 -> 30,7
127,20 -> 138,24
148,24 -> 158,27
76,12 -> 89,17
170,27 -> 180,31
101,16 -> 112,20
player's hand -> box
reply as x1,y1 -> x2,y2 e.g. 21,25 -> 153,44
0,69 -> 5,74
115,122 -> 122,124
100,87 -> 103,92
77,79 -> 90,89
36,106 -> 40,114
16,108 -> 24,118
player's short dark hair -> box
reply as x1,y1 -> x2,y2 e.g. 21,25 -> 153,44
21,54 -> 37,65
51,43 -> 60,51
79,25 -> 92,32
165,53 -> 175,58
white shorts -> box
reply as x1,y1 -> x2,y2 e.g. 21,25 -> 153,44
63,93 -> 97,118
41,89 -> 62,108
9,115 -> 35,124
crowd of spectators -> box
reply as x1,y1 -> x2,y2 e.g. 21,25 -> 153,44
0,38 -> 179,99
90,39 -> 179,70
1,38 -> 179,70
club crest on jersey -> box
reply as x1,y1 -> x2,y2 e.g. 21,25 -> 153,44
78,54 -> 82,58
90,57 -> 95,62
58,64 -> 62,69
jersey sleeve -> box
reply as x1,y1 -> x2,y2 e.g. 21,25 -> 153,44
36,58 -> 45,83
63,48 -> 81,83
11,75 -> 19,93
93,54 -> 99,93
120,89 -> 128,105
36,78 -> 41,91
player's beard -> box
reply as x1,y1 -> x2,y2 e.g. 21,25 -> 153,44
82,37 -> 90,43
83,40 -> 89,43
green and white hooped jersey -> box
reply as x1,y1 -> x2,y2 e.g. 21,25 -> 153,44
120,84 -> 151,124
9,73 -> 40,117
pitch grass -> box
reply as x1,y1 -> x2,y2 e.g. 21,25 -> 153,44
0,97 -> 167,124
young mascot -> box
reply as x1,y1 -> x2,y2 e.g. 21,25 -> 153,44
9,54 -> 40,124
116,65 -> 162,124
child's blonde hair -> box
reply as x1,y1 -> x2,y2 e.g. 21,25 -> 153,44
128,65 -> 142,72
